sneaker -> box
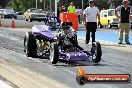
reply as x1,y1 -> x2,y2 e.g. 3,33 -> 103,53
85,41 -> 89,44
118,41 -> 122,44
126,42 -> 130,44
118,40 -> 122,44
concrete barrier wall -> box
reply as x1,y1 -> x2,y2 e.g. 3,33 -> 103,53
0,19 -> 45,28
17,15 -> 24,20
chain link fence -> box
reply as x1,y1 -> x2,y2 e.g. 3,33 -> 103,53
43,0 -> 55,16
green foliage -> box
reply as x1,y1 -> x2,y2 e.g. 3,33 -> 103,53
96,0 -> 109,9
11,0 -> 52,12
11,0 -> 36,12
0,0 -> 10,8
58,0 -> 110,9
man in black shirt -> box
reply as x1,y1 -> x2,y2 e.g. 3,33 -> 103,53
115,0 -> 132,44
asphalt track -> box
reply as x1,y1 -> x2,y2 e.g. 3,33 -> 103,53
0,27 -> 132,88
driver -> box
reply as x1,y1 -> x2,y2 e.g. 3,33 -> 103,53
60,22 -> 84,50
48,18 -> 57,27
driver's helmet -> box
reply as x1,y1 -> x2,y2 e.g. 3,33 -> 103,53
48,18 -> 58,27
61,22 -> 72,30
49,18 -> 57,23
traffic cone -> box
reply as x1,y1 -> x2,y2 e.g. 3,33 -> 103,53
0,19 -> 2,27
11,20 -> 15,28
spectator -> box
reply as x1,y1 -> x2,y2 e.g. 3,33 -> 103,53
68,2 -> 75,13
83,0 -> 100,44
102,8 -> 105,10
61,6 -> 67,13
76,6 -> 81,24
115,0 -> 132,44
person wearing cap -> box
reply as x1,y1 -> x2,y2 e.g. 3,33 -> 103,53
68,2 -> 76,13
61,6 -> 67,13
83,0 -> 100,44
115,0 -> 132,44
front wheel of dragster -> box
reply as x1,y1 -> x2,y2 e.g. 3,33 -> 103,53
49,43 -> 59,64
91,42 -> 102,63
24,32 -> 37,57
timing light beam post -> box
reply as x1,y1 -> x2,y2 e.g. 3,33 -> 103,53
55,0 -> 60,17
55,0 -> 57,17
36,0 -> 37,9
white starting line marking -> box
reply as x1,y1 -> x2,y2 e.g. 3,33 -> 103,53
0,80 -> 13,88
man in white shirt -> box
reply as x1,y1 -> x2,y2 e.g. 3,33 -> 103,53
83,0 -> 100,44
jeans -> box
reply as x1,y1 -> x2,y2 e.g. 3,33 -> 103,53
86,22 -> 97,42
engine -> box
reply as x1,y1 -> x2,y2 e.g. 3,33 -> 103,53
59,28 -> 76,45
35,36 -> 50,55
57,22 -> 77,52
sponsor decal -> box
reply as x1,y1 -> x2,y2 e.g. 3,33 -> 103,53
76,67 -> 131,85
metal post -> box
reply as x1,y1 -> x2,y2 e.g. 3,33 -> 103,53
44,0 -> 45,11
82,0 -> 83,9
55,0 -> 57,16
36,0 -> 37,9
50,0 -> 51,12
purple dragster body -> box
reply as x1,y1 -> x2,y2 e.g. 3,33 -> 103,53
24,17 -> 102,64
32,24 -> 88,62
32,25 -> 54,40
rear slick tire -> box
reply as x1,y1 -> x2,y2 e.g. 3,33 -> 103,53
24,32 -> 37,57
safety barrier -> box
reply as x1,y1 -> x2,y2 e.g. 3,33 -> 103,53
60,13 -> 78,31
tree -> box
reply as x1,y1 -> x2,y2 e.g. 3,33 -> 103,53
96,0 -> 109,9
11,0 -> 36,12
0,0 -> 10,8
6,0 -> 132,12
